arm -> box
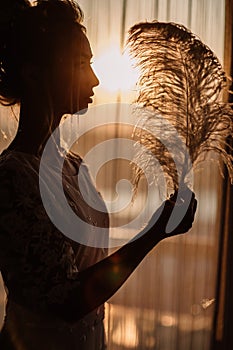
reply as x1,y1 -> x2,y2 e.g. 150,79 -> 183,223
0,167 -> 196,322
50,189 -> 197,321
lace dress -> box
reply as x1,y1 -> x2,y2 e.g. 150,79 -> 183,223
0,149 -> 109,350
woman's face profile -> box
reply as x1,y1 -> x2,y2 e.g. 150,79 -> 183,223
50,28 -> 99,116
76,32 -> 99,113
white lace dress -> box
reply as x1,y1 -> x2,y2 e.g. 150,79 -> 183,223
0,150 -> 109,350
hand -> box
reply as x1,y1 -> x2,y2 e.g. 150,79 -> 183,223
150,187 -> 197,239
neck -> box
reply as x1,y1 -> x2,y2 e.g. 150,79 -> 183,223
8,98 -> 62,156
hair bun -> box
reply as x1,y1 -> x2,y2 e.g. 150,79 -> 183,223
0,0 -> 84,106
0,0 -> 31,26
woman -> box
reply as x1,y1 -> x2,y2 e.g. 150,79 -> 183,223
0,1 -> 197,349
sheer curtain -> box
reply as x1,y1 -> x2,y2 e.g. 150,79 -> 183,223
76,1 -> 225,350
0,1 -> 226,349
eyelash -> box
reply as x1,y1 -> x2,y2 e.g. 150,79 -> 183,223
80,61 -> 93,66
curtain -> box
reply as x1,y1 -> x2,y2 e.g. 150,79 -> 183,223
212,1 -> 233,348
0,1 -> 226,350
76,1 -> 226,350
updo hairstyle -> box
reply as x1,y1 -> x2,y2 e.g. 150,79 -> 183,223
0,0 -> 84,106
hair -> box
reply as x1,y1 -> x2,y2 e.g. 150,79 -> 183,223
0,0 -> 84,106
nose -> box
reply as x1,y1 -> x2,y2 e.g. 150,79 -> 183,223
91,67 -> 99,88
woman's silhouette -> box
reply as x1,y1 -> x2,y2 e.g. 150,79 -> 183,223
0,1 -> 196,349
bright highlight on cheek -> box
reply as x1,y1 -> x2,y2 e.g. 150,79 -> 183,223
93,45 -> 139,93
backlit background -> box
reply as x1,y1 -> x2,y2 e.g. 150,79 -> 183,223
0,1 -> 226,349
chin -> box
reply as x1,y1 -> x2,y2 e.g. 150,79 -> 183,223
76,101 -> 90,115
77,107 -> 88,115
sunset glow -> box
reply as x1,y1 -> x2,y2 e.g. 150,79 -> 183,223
93,45 -> 139,93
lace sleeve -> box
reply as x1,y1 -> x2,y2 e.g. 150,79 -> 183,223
0,166 -> 86,321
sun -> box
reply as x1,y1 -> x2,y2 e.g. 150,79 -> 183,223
93,45 -> 139,93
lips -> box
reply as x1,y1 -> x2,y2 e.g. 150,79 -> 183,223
87,94 -> 94,103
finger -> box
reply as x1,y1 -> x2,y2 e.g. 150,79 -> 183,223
191,198 -> 197,221
169,190 -> 179,203
180,188 -> 194,202
186,197 -> 197,222
170,187 -> 194,205
193,198 -> 197,214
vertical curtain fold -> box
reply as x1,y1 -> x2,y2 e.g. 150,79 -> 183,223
0,2 -> 228,350
212,1 -> 233,348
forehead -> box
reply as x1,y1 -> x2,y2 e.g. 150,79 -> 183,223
72,28 -> 92,58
